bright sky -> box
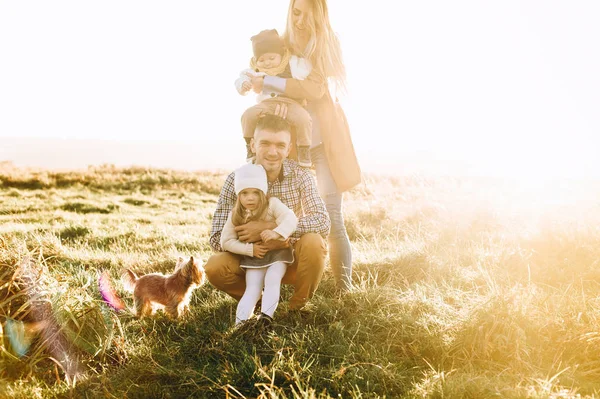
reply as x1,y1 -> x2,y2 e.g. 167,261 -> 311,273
1,1 -> 599,177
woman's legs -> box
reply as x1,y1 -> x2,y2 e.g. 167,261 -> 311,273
235,268 -> 266,324
261,262 -> 287,317
311,145 -> 353,290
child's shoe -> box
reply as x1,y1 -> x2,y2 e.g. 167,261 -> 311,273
256,313 -> 273,331
297,146 -> 312,168
231,317 -> 257,338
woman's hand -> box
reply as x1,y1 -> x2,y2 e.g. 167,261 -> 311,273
245,73 -> 264,93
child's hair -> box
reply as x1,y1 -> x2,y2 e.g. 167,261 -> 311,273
231,190 -> 270,227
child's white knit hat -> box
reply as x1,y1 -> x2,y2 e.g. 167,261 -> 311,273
234,164 -> 268,196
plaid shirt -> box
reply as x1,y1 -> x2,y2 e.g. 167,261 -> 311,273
209,160 -> 330,252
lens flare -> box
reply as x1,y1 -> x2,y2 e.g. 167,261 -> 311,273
3,319 -> 48,358
98,271 -> 126,312
4,319 -> 31,357
17,256 -> 82,381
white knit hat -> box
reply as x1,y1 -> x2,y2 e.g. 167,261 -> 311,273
234,164 -> 268,196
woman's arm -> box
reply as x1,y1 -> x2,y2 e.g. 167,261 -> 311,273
285,68 -> 327,101
263,68 -> 327,102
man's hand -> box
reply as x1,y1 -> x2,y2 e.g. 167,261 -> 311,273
253,243 -> 269,259
262,239 -> 290,251
235,220 -> 277,243
260,229 -> 282,243
245,73 -> 264,93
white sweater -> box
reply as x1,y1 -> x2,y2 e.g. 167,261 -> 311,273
234,56 -> 312,103
220,197 -> 299,257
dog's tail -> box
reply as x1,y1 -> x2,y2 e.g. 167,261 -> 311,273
121,269 -> 138,293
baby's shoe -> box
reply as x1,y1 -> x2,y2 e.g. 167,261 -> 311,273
297,146 -> 311,168
245,143 -> 255,163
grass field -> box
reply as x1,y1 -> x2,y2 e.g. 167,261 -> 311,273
1,162 -> 600,398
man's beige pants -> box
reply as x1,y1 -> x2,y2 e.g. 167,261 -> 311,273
205,233 -> 327,310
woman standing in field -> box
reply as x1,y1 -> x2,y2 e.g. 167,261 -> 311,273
248,0 -> 361,291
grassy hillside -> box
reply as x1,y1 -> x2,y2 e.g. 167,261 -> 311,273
1,163 -> 600,398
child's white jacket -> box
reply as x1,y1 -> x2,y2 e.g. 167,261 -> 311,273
220,197 -> 298,257
234,56 -> 312,103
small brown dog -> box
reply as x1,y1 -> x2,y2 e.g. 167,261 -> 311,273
122,256 -> 205,319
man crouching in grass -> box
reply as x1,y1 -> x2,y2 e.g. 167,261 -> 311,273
205,114 -> 330,313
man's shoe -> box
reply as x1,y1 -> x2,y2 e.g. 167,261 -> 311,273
287,303 -> 314,323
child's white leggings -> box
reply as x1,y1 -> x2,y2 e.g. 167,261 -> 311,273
235,262 -> 287,324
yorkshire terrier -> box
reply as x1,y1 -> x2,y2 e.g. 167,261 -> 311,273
121,256 -> 205,319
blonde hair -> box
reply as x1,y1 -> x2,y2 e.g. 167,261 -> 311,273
231,190 -> 269,227
283,0 -> 347,94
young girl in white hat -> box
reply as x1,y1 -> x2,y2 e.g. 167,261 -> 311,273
220,163 -> 298,325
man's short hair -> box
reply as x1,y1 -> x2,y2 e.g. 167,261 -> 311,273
255,114 -> 292,136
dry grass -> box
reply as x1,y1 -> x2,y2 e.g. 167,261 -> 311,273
1,164 -> 600,398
